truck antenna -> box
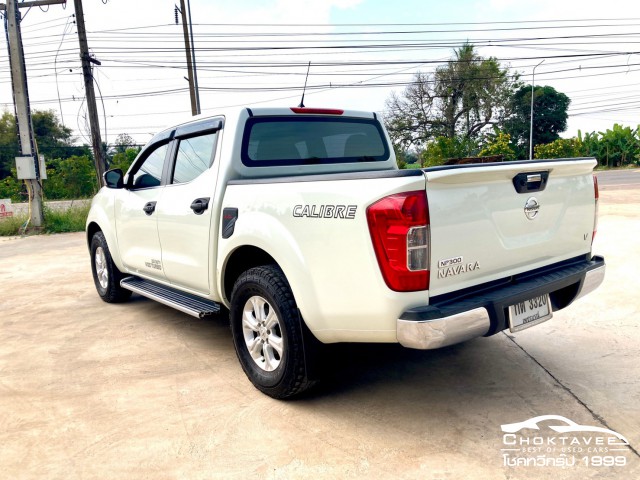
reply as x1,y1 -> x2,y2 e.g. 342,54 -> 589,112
298,62 -> 311,108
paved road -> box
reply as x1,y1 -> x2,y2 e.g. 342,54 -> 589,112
596,168 -> 640,189
0,189 -> 638,479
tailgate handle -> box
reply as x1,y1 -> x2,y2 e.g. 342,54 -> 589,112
513,171 -> 549,194
527,174 -> 542,183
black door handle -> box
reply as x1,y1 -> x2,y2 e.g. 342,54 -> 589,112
190,197 -> 210,215
143,201 -> 157,215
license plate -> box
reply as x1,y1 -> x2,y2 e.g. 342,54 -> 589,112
508,294 -> 553,332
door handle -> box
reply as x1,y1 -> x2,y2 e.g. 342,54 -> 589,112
143,201 -> 157,215
190,197 -> 210,215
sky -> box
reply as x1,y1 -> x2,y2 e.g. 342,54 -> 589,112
1,0 -> 639,146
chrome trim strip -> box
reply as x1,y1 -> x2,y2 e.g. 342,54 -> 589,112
575,264 -> 606,301
397,307 -> 490,350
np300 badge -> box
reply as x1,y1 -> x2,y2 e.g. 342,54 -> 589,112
524,197 -> 540,220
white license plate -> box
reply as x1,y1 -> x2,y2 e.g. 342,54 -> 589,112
508,294 -> 553,332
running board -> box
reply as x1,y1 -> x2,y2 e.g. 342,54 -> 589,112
120,277 -> 221,319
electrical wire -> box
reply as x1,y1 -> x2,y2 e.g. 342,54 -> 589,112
54,16 -> 74,127
2,15 -> 640,140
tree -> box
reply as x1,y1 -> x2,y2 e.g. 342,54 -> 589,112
44,155 -> 98,199
385,43 -> 519,149
534,138 -> 582,159
110,147 -> 140,172
0,109 -> 90,179
421,136 -> 479,167
479,131 -> 516,161
114,133 -> 136,154
0,111 -> 20,178
505,85 -> 570,159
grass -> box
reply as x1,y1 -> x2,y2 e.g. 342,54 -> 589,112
0,213 -> 27,236
0,202 -> 91,236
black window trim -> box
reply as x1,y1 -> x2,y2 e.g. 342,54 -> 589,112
126,116 -> 225,189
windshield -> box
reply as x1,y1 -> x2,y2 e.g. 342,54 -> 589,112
241,116 -> 390,167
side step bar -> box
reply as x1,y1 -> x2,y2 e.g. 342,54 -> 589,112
120,276 -> 221,319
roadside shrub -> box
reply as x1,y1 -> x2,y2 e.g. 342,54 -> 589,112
0,212 -> 26,236
534,137 -> 583,159
42,203 -> 91,233
0,203 -> 90,236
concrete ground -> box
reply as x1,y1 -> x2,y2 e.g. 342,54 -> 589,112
1,180 -> 638,479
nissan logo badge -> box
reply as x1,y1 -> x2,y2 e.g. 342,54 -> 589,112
524,197 -> 540,220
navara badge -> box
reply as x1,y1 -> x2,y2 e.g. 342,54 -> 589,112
524,197 -> 540,220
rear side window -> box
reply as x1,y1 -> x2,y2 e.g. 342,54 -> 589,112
241,117 -> 389,167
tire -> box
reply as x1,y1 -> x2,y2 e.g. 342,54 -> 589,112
230,265 -> 316,399
90,231 -> 132,303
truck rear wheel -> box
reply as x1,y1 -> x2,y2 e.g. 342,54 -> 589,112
230,265 -> 316,399
90,231 -> 132,303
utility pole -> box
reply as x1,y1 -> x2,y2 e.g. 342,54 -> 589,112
74,0 -> 106,186
3,0 -> 66,229
185,0 -> 200,114
177,0 -> 197,116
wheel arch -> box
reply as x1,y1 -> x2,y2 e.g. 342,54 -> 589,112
222,245 -> 277,304
86,219 -> 125,272
86,221 -> 102,250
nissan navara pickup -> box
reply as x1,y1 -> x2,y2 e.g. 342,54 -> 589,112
86,106 -> 605,398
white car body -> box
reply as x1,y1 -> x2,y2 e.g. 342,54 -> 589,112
86,106 -> 605,397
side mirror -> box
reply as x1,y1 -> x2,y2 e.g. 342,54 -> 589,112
104,169 -> 124,189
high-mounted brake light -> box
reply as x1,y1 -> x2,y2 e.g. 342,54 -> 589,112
367,191 -> 430,292
592,174 -> 599,244
290,107 -> 344,115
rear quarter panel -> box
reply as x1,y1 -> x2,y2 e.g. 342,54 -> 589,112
218,174 -> 429,343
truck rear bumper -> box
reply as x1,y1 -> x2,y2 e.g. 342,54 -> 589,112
397,255 -> 605,350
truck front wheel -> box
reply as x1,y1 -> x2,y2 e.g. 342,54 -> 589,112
230,265 -> 315,399
90,231 -> 132,303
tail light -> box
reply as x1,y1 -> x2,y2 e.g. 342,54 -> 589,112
592,174 -> 599,244
366,191 -> 430,292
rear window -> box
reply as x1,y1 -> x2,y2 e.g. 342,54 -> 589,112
241,116 -> 390,167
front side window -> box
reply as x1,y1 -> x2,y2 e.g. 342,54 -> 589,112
172,133 -> 217,184
130,143 -> 168,188
241,117 -> 389,167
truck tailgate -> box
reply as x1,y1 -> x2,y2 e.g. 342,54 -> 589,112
425,158 -> 597,297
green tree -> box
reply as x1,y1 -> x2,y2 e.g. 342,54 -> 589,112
109,147 -> 140,172
0,111 -> 20,178
114,133 -> 136,154
0,109 -> 90,179
385,43 -> 519,149
44,155 -> 99,200
0,174 -> 24,202
596,124 -> 640,167
505,85 -> 570,159
534,138 -> 583,159
479,131 -> 516,160
421,135 -> 479,167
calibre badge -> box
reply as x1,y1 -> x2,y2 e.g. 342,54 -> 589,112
293,204 -> 357,219
524,197 -> 540,220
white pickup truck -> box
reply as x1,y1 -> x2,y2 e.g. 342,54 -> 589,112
86,106 -> 605,398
